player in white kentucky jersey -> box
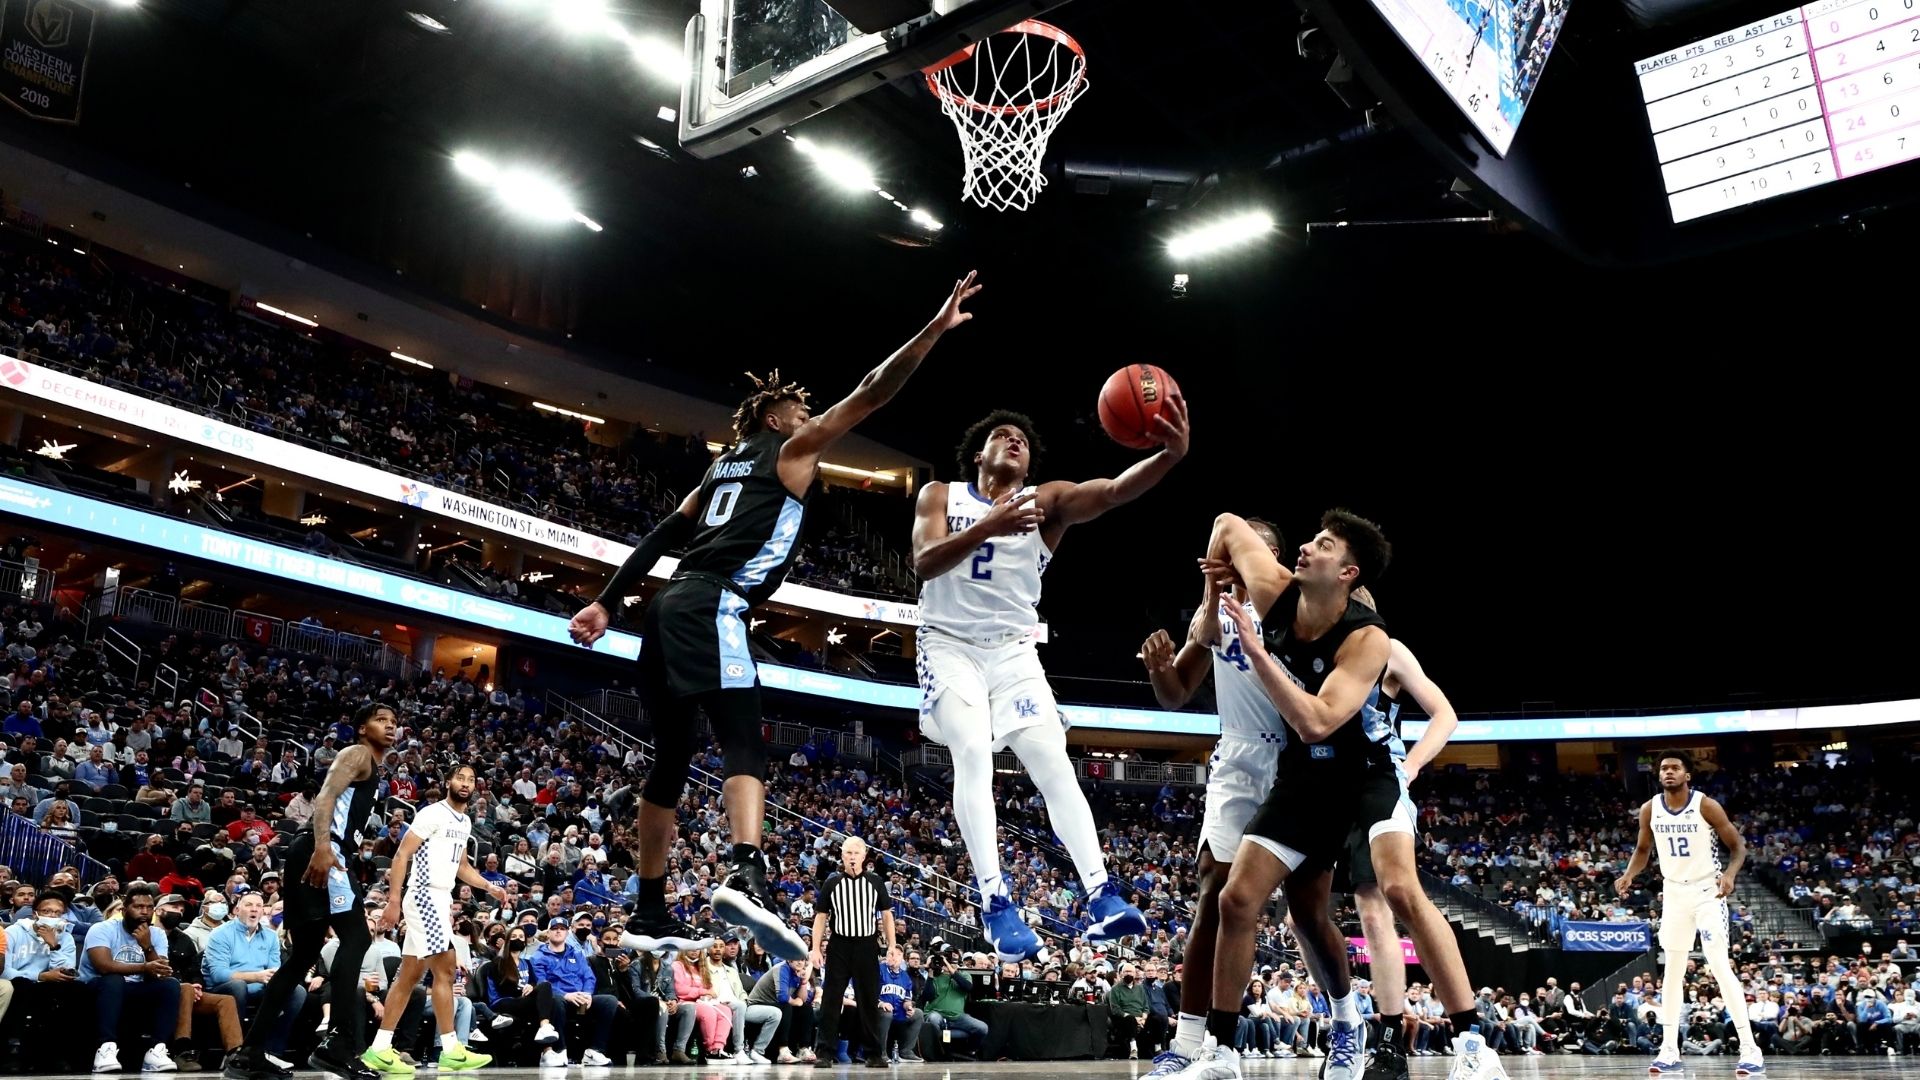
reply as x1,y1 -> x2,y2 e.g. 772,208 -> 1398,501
1137,513 -> 1291,1076
366,764 -> 508,1075
1615,751 -> 1763,1079
912,403 -> 1190,960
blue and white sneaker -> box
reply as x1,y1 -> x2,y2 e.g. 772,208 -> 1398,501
981,893 -> 1040,962
1324,1020 -> 1367,1080
1084,880 -> 1147,942
1144,1049 -> 1192,1078
1442,1030 -> 1508,1080
1171,1046 -> 1239,1080
1733,1061 -> 1764,1078
1647,1056 -> 1684,1077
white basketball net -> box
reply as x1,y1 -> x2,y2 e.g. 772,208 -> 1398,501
925,21 -> 1089,212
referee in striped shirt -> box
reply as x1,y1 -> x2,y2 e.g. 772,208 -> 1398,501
811,836 -> 897,1068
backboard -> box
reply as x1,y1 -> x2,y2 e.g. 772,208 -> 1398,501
679,0 -> 1075,159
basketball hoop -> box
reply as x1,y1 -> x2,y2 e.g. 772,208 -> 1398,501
923,20 -> 1088,212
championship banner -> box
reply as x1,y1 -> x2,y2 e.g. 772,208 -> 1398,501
1348,937 -> 1420,965
1560,921 -> 1652,952
0,0 -> 95,124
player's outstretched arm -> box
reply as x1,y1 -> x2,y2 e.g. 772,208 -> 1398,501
1614,801 -> 1655,899
784,272 -> 981,465
570,489 -> 702,646
1388,641 -> 1458,783
1219,595 -> 1385,741
1037,392 -> 1189,532
1701,796 -> 1747,897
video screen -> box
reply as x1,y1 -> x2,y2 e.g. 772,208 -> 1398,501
1636,1 -> 1920,223
1367,0 -> 1573,155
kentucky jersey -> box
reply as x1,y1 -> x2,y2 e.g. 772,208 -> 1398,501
1650,790 -> 1720,886
1211,597 -> 1285,743
918,482 -> 1051,645
1263,584 -> 1391,778
676,430 -> 810,606
407,800 -> 473,892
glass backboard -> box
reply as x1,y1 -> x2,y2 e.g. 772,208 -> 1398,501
679,0 -> 1073,158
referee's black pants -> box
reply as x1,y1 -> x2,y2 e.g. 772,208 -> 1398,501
817,936 -> 883,1058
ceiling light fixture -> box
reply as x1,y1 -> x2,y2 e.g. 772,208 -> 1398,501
255,301 -> 318,327
1167,210 -> 1277,260
532,401 -> 607,425
390,351 -> 432,369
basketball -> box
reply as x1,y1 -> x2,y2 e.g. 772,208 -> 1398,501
1097,364 -> 1181,450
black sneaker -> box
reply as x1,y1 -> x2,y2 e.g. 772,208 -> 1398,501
223,1048 -> 292,1080
308,1040 -> 378,1080
619,907 -> 716,954
1362,1041 -> 1409,1080
712,855 -> 808,961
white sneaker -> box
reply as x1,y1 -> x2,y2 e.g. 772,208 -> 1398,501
749,1050 -> 772,1064
1274,1046 -> 1295,1058
491,1015 -> 516,1030
534,1022 -> 562,1046
94,1043 -> 121,1074
1172,1045 -> 1241,1080
581,1049 -> 612,1067
1304,1045 -> 1325,1057
141,1046 -> 178,1073
1446,1032 -> 1510,1080
1324,1021 -> 1366,1080
539,1049 -> 569,1069
470,1029 -> 489,1044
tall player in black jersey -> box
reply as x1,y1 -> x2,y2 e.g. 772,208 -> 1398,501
569,273 -> 982,962
224,701 -> 395,1080
1173,509 -> 1390,1080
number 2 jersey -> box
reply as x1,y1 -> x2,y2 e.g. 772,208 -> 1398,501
918,482 -> 1052,645
675,429 -> 812,606
407,800 -> 473,893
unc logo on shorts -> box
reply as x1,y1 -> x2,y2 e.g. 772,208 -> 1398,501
1015,697 -> 1039,719
1312,658 -> 1325,674
726,663 -> 746,679
1310,745 -> 1334,760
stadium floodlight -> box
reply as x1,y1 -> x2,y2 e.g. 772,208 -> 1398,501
390,351 -> 432,369
452,149 -> 499,184
791,136 -> 877,193
1166,211 -> 1276,259
909,209 -> 945,232
532,401 -> 607,424
453,152 -> 601,233
550,0 -> 620,38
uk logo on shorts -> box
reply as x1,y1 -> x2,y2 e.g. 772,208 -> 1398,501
1015,698 -> 1039,719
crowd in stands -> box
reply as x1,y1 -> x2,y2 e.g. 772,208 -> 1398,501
0,239 -> 916,599
7,554 -> 1920,1068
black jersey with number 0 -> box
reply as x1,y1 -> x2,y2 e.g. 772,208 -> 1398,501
1263,583 -> 1392,778
674,430 -> 811,606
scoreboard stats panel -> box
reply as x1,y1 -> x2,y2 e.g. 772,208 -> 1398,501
1637,0 -> 1920,222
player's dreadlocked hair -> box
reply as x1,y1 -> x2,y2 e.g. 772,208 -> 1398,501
731,371 -> 811,443
955,410 -> 1045,485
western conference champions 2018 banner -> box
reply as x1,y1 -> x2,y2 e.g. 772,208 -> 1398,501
1560,921 -> 1652,952
0,0 -> 96,124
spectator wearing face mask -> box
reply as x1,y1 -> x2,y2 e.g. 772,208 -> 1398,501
1856,986 -> 1895,1054
481,926 -> 565,1058
184,891 -> 230,952
1890,988 -> 1920,1053
4,891 -> 86,1064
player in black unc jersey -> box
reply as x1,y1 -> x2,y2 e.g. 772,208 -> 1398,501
569,273 -> 982,963
1174,509 -> 1391,1080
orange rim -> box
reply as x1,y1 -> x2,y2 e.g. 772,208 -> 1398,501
922,19 -> 1088,116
